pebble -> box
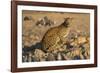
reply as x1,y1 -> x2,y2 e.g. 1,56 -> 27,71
57,53 -> 62,60
46,53 -> 56,61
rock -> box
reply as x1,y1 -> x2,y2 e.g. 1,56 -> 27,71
57,53 -> 62,60
61,53 -> 71,60
33,49 -> 46,61
24,16 -> 33,21
77,36 -> 87,44
73,48 -> 81,56
46,53 -> 56,61
73,55 -> 81,60
28,52 -> 32,62
79,54 -> 84,59
22,55 -> 28,62
80,42 -> 90,59
70,40 -> 78,47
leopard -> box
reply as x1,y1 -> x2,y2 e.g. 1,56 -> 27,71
41,17 -> 73,52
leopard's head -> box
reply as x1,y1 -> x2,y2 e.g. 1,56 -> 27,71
62,17 -> 73,27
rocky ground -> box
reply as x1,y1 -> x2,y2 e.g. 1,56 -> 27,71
22,31 -> 90,62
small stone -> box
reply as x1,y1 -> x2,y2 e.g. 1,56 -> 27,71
77,36 -> 87,44
46,53 -> 56,61
22,55 -> 28,62
73,55 -> 80,60
57,53 -> 62,60
28,52 -> 32,62
62,53 -> 71,60
33,49 -> 46,61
